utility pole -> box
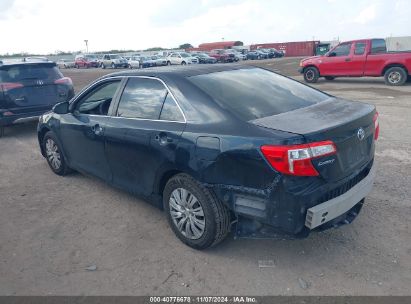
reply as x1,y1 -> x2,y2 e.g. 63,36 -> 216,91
84,40 -> 89,53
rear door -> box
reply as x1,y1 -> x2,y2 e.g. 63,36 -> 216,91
0,63 -> 70,115
105,77 -> 186,197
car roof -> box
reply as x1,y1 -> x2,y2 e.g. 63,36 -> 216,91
0,61 -> 56,68
102,63 -> 255,79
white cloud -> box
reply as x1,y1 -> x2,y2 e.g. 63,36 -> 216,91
0,0 -> 410,54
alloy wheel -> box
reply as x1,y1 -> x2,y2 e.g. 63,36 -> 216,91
45,138 -> 61,170
388,71 -> 401,84
169,188 -> 205,240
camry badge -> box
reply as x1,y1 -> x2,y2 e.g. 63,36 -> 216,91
357,128 -> 365,141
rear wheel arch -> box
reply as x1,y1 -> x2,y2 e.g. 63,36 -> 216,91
382,63 -> 408,76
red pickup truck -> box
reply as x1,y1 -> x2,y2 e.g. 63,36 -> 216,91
299,39 -> 411,86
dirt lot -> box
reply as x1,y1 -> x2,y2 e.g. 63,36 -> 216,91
1,58 -> 410,296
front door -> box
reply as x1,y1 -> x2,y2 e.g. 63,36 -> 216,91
59,79 -> 123,181
105,77 -> 186,197
319,42 -> 352,76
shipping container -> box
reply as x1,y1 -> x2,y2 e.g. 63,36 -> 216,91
251,41 -> 319,57
386,36 -> 411,52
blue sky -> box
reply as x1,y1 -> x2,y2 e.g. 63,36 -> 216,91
0,0 -> 410,54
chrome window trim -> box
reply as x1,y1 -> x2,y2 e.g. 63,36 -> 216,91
120,75 -> 187,123
69,75 -> 187,123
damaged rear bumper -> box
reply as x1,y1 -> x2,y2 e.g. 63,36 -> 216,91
209,161 -> 375,239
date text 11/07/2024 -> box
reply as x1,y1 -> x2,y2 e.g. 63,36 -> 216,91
149,296 -> 257,303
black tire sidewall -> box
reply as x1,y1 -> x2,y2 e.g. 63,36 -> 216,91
304,67 -> 319,83
163,174 -> 221,249
43,131 -> 68,176
385,67 -> 407,86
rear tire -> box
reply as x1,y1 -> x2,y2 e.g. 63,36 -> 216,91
111,63 -> 116,69
101,63 -> 105,69
42,131 -> 71,176
75,64 -> 79,69
325,76 -> 335,80
181,61 -> 186,65
303,67 -> 319,83
384,67 -> 407,86
164,173 -> 230,250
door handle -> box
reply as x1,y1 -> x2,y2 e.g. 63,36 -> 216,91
155,133 -> 173,145
345,58 -> 351,62
91,124 -> 103,136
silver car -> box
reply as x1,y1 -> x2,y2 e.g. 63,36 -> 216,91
57,59 -> 75,69
100,54 -> 128,69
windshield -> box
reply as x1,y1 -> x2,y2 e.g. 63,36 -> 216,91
110,55 -> 120,59
85,55 -> 97,59
180,53 -> 190,58
188,68 -> 329,121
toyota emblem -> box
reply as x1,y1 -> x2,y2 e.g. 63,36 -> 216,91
357,128 -> 365,141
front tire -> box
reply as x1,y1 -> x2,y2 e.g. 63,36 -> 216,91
0,126 -> 4,138
303,67 -> 319,83
181,61 -> 186,65
111,63 -> 116,69
101,63 -> 106,69
384,67 -> 407,86
43,131 -> 71,176
164,173 -> 230,250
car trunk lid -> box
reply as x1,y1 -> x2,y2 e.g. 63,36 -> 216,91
252,98 -> 376,181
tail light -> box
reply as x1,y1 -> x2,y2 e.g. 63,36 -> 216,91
261,141 -> 337,176
373,112 -> 379,140
0,82 -> 24,92
54,77 -> 72,85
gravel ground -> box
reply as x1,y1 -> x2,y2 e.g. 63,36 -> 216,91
0,58 -> 410,295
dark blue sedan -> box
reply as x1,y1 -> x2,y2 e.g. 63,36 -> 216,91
37,65 -> 378,249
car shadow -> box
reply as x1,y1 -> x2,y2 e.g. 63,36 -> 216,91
1,121 -> 38,140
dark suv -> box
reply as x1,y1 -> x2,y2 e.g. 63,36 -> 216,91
0,61 -> 74,136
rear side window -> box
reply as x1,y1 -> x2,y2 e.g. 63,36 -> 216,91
0,64 -> 62,83
160,93 -> 184,122
188,68 -> 329,121
354,42 -> 366,55
117,78 -> 167,119
371,39 -> 387,54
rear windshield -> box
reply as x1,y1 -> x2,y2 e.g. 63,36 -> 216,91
0,64 -> 62,83
188,68 -> 329,121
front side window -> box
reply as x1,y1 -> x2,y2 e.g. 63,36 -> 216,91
117,78 -> 167,119
76,81 -> 120,115
189,68 -> 329,121
332,43 -> 352,56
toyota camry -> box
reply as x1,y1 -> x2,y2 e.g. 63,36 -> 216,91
37,65 -> 378,249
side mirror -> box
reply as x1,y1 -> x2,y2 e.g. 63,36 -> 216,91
328,52 -> 336,57
53,101 -> 69,114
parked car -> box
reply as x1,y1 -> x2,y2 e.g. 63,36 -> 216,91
151,55 -> 168,66
209,49 -> 235,63
74,54 -> 99,68
191,53 -> 217,64
24,57 -> 49,62
37,65 -> 378,249
246,50 -> 262,60
127,56 -> 141,69
57,59 -> 75,69
1,61 -> 74,137
226,50 -> 247,61
269,48 -> 284,58
299,38 -> 411,86
100,54 -> 128,69
167,52 -> 198,65
139,56 -> 156,68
